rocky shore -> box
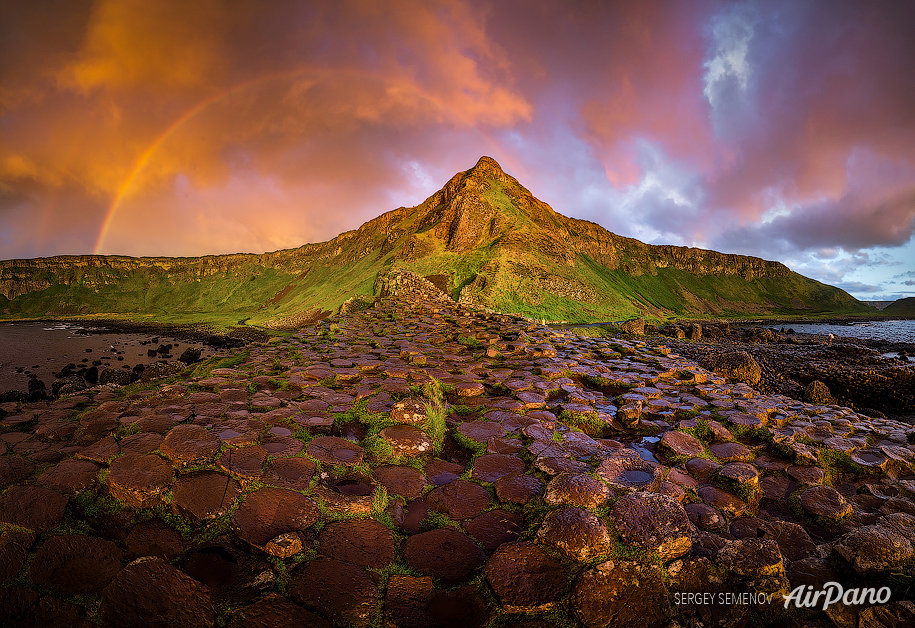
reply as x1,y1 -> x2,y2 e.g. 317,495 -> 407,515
0,321 -> 268,403
1,281 -> 914,627
650,322 -> 915,422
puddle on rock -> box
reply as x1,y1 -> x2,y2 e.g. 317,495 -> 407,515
335,479 -> 374,496
625,436 -> 659,464
263,441 -> 289,454
429,471 -> 458,486
332,447 -> 357,462
624,470 -> 652,483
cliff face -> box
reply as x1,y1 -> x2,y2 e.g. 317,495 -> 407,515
0,156 -> 869,324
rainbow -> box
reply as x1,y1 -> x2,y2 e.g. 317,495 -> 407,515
92,68 -> 525,255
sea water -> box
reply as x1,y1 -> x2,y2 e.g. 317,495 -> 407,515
0,321 -> 211,393
767,319 -> 915,344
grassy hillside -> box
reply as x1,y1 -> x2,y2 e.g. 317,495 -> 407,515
0,157 -> 872,326
883,297 -> 915,316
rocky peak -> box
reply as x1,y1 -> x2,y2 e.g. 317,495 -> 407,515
466,156 -> 510,182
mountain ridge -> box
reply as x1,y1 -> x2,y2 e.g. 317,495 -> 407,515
0,156 -> 870,325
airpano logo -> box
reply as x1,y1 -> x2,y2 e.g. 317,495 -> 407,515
782,582 -> 891,610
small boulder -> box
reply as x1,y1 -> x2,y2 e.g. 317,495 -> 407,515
702,351 -> 761,387
178,347 -> 202,364
620,318 -> 645,336
804,380 -> 833,405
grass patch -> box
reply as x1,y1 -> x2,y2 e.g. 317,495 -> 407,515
422,378 -> 448,456
422,510 -> 462,531
558,407 -> 606,437
457,335 -> 483,349
453,430 -> 488,457
679,419 -> 714,443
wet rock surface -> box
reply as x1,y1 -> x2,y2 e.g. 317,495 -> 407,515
1,293 -> 914,626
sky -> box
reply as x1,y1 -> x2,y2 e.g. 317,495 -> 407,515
1,0 -> 914,301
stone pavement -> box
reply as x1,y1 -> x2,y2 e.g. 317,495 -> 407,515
1,292 -> 914,627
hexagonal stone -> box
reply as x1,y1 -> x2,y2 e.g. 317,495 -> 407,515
685,457 -> 721,480
227,594 -> 331,628
760,520 -> 816,562
379,425 -> 433,457
454,382 -> 485,397
290,557 -> 378,628
536,507 -> 611,562
404,528 -> 486,584
0,529 -> 33,585
718,462 -> 759,486
100,558 -> 214,628
260,436 -> 303,457
685,503 -> 725,531
318,519 -> 395,569
390,398 -> 428,425
426,459 -> 464,486
37,459 -> 100,494
787,465 -> 824,486
372,464 -> 426,500
709,442 -> 754,462
77,435 -> 121,464
384,575 -> 491,628
596,455 -> 662,493
494,473 -> 544,505
262,456 -> 316,490
218,443 -> 267,478
119,432 -> 165,456
125,519 -> 188,560
428,480 -> 490,520
172,471 -> 241,522
457,421 -> 506,444
0,485 -> 67,531
834,525 -> 914,574
545,472 -> 612,509
30,534 -> 123,595
107,453 -> 174,509
472,454 -> 525,482
786,557 -> 838,590
717,538 -> 786,578
534,456 -> 590,476
850,449 -> 889,472
484,542 -> 566,613
659,430 -> 704,458
571,560 -> 671,628
610,491 -> 692,560
697,485 -> 747,516
306,436 -> 364,466
466,509 -> 524,553
160,424 -> 219,467
233,487 -> 319,552
799,485 -> 853,521
760,474 -> 795,500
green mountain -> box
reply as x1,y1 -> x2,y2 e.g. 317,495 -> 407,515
0,157 -> 870,326
883,297 -> 915,315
